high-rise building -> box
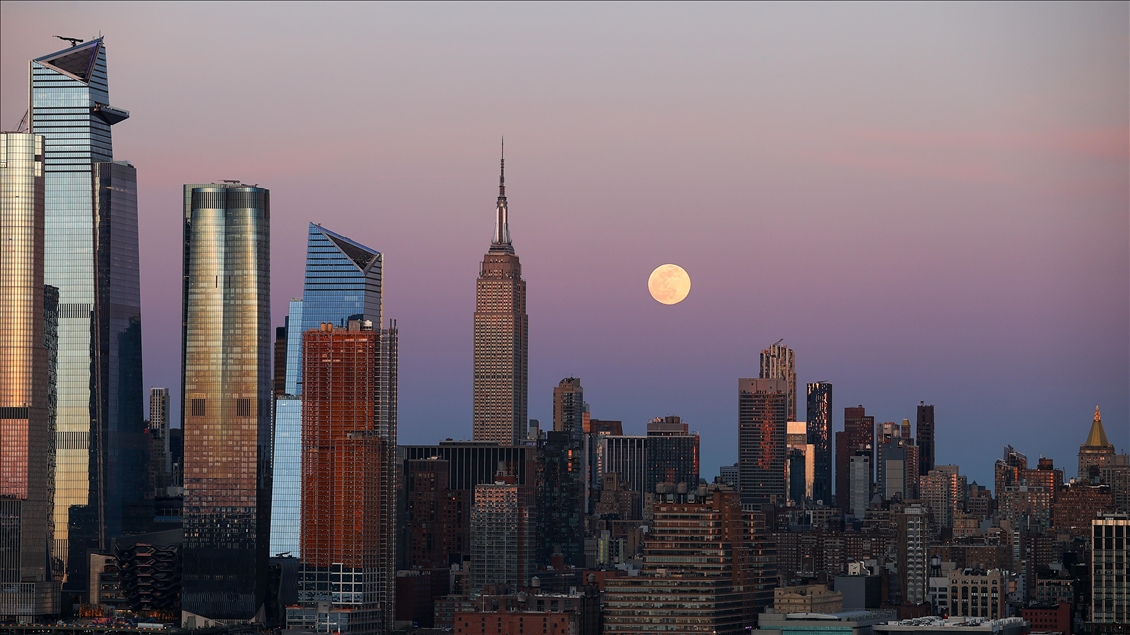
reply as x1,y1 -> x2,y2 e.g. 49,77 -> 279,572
836,406 -> 874,515
896,505 -> 928,605
1091,513 -> 1128,626
645,416 -> 700,493
0,131 -> 61,619
921,465 -> 965,529
876,420 -> 918,501
404,458 -> 466,569
848,451 -> 872,520
270,225 -> 384,561
596,435 -> 648,518
469,474 -> 532,594
541,378 -> 585,567
180,182 -> 271,625
760,340 -> 797,422
149,387 -> 170,480
473,148 -> 528,445
738,379 -> 788,503
916,403 -> 935,476
401,442 -> 539,570
603,486 -> 775,633
1079,406 -> 1116,481
290,321 -> 394,634
93,159 -> 148,542
786,421 -> 814,505
806,382 -> 833,505
29,37 -> 133,591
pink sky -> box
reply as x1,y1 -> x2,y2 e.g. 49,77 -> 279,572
3,2 -> 1126,486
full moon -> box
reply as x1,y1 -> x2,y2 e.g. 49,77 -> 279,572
648,264 -> 691,305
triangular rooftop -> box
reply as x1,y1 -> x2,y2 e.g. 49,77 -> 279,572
314,224 -> 380,271
1084,406 -> 1112,448
35,38 -> 102,83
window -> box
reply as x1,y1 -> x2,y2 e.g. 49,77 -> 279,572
237,398 -> 252,417
191,399 -> 206,417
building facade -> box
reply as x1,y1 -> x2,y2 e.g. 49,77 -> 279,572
470,476 -> 531,594
0,131 -> 60,620
897,505 -> 928,605
1079,406 -> 1116,481
292,321 -> 394,634
759,340 -> 797,421
473,150 -> 527,444
837,406 -> 874,516
738,378 -> 788,503
1091,513 -> 1128,627
916,403 -> 935,476
29,37 -> 134,593
806,381 -> 833,505
180,183 -> 271,625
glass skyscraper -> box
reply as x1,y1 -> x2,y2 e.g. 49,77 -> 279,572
0,131 -> 61,620
806,381 -> 833,505
29,37 -> 137,595
181,182 -> 271,625
270,226 -> 383,561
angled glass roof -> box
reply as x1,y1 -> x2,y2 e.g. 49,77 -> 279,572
316,224 -> 380,271
35,39 -> 102,83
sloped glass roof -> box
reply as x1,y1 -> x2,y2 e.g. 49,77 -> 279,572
317,225 -> 379,271
35,39 -> 101,83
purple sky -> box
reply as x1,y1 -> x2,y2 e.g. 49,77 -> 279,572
3,2 -> 1127,488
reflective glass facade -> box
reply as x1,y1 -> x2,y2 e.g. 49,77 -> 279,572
181,184 -> 271,623
0,132 -> 61,619
269,397 -> 301,558
93,160 -> 147,542
30,38 -> 130,585
738,378 -> 788,503
806,381 -> 832,505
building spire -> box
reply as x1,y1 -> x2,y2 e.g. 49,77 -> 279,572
491,138 -> 513,252
1084,405 -> 1112,448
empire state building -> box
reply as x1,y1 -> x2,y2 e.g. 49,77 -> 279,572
473,145 -> 528,444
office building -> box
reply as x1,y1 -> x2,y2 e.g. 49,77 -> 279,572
943,568 -> 1006,619
29,37 -> 134,591
646,416 -> 700,492
541,378 -> 584,567
93,159 -> 148,542
1091,513 -> 1128,626
270,225 -> 385,562
289,321 -> 393,634
1079,406 -> 1116,480
807,382 -> 833,505
473,148 -> 528,444
596,435 -> 648,518
603,486 -> 775,633
896,505 -> 928,605
920,466 -> 965,529
469,475 -> 532,595
404,458 -> 466,569
916,403 -> 935,476
0,131 -> 61,619
848,451 -> 872,520
738,378 -> 788,503
180,182 -> 271,626
877,421 -> 919,501
760,340 -> 797,421
786,421 -> 814,504
401,442 -> 539,568
837,406 -> 874,515
149,387 -> 170,487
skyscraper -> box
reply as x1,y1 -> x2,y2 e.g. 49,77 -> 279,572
916,402 -> 934,476
93,159 -> 147,543
470,475 -> 530,594
29,36 -> 132,588
541,378 -> 585,567
645,416 -> 700,493
738,378 -> 788,503
181,182 -> 271,625
806,381 -> 833,505
760,340 -> 797,422
0,131 -> 60,619
289,321 -> 394,634
473,147 -> 528,445
270,225 -> 384,560
148,387 -> 171,495
836,406 -> 874,515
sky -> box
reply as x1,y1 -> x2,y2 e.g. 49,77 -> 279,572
2,2 -> 1127,488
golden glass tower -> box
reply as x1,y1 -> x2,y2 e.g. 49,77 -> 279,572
0,132 -> 60,619
473,144 -> 528,445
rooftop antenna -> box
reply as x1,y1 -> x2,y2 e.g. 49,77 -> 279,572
53,36 -> 84,47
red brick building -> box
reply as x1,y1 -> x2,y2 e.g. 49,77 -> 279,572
1021,602 -> 1071,635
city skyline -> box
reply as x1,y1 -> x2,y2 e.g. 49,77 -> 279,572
1,3 -> 1127,487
